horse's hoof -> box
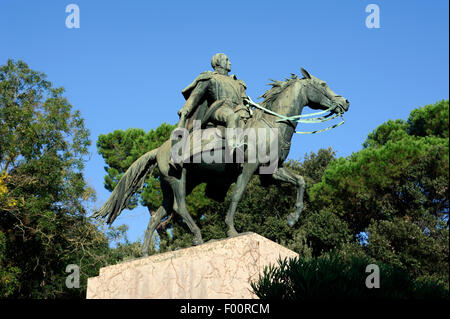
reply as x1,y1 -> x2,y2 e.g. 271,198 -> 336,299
227,229 -> 239,238
193,237 -> 203,246
287,214 -> 298,227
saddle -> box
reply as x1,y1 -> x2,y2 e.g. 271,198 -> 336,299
175,109 -> 252,165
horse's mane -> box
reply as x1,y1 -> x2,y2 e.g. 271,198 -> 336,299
258,73 -> 300,109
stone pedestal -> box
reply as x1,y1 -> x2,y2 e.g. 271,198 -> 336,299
86,232 -> 298,299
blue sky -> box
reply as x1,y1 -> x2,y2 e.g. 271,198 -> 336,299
1,0 -> 448,243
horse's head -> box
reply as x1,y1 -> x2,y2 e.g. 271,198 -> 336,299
300,68 -> 350,114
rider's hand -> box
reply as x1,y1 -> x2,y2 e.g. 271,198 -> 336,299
243,96 -> 253,106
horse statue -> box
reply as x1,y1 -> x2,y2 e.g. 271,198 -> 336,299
94,68 -> 350,256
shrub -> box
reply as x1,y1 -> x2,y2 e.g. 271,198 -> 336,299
251,254 -> 449,299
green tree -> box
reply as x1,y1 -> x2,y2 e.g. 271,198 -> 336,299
366,218 -> 448,281
0,230 -> 20,297
103,224 -> 145,263
309,100 -> 449,283
0,59 -> 110,298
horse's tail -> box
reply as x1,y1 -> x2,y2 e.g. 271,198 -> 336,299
93,148 -> 159,225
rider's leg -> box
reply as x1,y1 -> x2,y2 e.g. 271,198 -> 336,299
211,107 -> 241,151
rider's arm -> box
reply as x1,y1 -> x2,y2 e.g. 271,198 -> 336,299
179,81 -> 209,117
238,80 -> 252,106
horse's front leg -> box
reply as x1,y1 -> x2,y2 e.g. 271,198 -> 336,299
271,167 -> 305,226
225,163 -> 259,237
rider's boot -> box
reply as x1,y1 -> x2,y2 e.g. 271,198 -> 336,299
225,114 -> 246,159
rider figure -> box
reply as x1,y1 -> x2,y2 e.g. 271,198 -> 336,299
176,53 -> 252,153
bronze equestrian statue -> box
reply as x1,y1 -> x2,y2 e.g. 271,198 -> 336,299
94,55 -> 350,256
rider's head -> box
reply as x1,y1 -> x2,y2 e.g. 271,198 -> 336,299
211,53 -> 231,75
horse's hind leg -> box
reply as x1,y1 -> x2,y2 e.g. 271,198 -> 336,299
142,206 -> 167,256
142,181 -> 173,256
170,169 -> 203,245
270,167 -> 305,226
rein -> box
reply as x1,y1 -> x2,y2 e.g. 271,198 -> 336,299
247,99 -> 345,134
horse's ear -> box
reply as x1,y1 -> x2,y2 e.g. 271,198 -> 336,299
300,67 -> 312,79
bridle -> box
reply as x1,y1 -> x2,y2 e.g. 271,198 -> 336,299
246,93 -> 345,134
